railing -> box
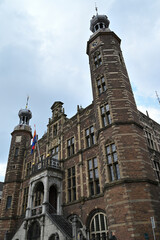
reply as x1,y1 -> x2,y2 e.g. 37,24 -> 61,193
31,202 -> 57,217
46,202 -> 57,215
31,157 -> 61,175
31,205 -> 42,216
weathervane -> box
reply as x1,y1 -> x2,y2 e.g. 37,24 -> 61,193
95,2 -> 98,15
26,95 -> 29,109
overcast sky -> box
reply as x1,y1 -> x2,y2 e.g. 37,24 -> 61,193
0,0 -> 160,181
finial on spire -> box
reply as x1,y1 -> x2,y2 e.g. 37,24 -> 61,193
95,2 -> 98,15
26,95 -> 29,109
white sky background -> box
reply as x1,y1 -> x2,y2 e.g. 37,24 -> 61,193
0,0 -> 160,181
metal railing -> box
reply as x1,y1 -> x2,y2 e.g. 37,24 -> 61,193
31,157 -> 61,175
46,202 -> 57,215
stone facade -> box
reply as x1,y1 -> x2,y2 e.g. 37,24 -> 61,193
0,13 -> 160,240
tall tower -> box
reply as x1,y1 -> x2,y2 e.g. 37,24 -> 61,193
87,13 -> 160,239
0,106 -> 32,239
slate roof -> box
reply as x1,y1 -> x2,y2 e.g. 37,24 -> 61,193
50,214 -> 72,239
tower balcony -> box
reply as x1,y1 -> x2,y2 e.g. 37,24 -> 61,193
31,157 -> 61,176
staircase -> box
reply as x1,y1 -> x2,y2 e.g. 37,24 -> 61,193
46,203 -> 72,239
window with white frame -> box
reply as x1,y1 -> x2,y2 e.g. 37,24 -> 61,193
51,146 -> 59,160
85,126 -> 95,148
94,52 -> 102,68
67,137 -> 74,157
90,212 -> 108,240
88,157 -> 100,196
97,76 -> 107,95
106,143 -> 120,182
67,166 -> 76,202
100,103 -> 112,127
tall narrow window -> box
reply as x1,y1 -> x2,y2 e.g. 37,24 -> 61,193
85,126 -> 95,148
6,196 -> 12,209
33,182 -> 44,207
26,162 -> 31,177
15,147 -> 19,157
51,146 -> 59,160
94,52 -> 102,68
145,131 -> 155,150
152,157 -> 160,182
88,157 -> 100,196
97,76 -> 107,95
100,103 -> 111,127
67,137 -> 74,157
22,187 -> 29,214
67,166 -> 76,202
106,143 -> 120,181
53,124 -> 58,136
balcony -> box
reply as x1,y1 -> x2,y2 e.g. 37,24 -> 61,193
31,205 -> 42,216
31,157 -> 61,175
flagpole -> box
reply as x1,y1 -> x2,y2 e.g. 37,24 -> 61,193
34,125 -> 41,162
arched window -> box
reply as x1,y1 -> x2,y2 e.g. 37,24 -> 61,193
33,182 -> 44,207
49,185 -> 57,214
90,212 -> 108,240
27,221 -> 41,240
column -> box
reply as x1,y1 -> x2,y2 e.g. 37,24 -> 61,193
42,176 -> 49,214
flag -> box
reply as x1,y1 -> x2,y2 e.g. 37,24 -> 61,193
31,129 -> 37,154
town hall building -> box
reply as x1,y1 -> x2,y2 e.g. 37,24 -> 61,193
0,12 -> 160,240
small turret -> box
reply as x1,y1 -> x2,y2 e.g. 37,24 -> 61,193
14,97 -> 32,132
90,14 -> 110,33
18,108 -> 32,125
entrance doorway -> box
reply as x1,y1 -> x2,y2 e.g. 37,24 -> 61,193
49,185 -> 57,214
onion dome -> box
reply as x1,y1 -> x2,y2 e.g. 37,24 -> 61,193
90,14 -> 110,33
18,108 -> 32,125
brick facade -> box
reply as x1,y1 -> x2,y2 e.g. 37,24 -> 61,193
0,13 -> 160,240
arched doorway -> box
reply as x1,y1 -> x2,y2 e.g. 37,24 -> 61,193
49,185 -> 57,214
48,233 -> 59,240
27,221 -> 41,240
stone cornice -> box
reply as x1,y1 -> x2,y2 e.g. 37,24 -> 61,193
103,178 -> 159,191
